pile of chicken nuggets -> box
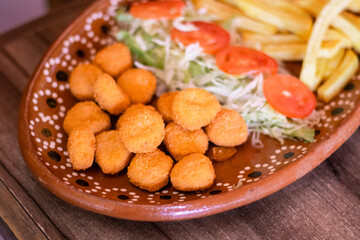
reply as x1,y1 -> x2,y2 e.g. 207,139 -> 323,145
64,43 -> 249,192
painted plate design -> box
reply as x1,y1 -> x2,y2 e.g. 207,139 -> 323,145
18,0 -> 360,221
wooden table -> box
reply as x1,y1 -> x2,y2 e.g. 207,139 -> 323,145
0,1 -> 359,239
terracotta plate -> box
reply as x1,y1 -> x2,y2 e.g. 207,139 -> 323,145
18,0 -> 360,221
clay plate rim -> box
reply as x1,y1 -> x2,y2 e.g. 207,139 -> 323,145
18,0 -> 360,221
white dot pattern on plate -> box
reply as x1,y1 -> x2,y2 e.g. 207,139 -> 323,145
25,0 -> 360,205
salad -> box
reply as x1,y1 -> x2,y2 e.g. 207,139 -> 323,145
114,0 -> 320,144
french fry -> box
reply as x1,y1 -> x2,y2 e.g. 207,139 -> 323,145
322,49 -> 345,79
317,50 -> 359,102
231,18 -> 278,36
316,58 -> 327,83
292,0 -> 324,16
193,0 -> 277,35
319,40 -> 343,58
219,0 -> 239,7
261,40 -> 343,61
324,29 -> 352,48
262,44 -> 306,61
347,0 -> 360,12
229,0 -> 313,39
332,12 -> 360,52
300,0 -> 352,91
193,0 -> 243,21
242,28 -> 350,47
293,0 -> 360,52
242,32 -> 305,46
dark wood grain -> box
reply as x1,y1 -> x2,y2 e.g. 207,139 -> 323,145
0,51 -> 29,91
0,0 -> 359,239
0,162 -> 64,240
0,179 -> 46,240
3,35 -> 50,76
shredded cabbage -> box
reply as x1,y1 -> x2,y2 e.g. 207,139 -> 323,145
114,3 -> 320,143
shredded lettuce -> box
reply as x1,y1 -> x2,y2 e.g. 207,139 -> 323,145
117,30 -> 164,69
115,7 -> 132,23
114,3 -> 320,143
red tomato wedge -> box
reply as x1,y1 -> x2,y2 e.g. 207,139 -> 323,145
216,46 -> 278,76
263,74 -> 317,119
130,0 -> 185,20
171,21 -> 230,54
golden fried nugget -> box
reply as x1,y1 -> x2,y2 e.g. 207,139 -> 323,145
69,64 -> 103,100
95,130 -> 132,175
156,91 -> 178,123
205,108 -> 248,147
164,122 -> 208,161
127,149 -> 173,192
172,88 -> 221,130
170,153 -> 215,191
67,127 -> 96,170
63,101 -> 111,135
117,104 -> 165,153
117,68 -> 157,104
93,43 -> 132,77
94,73 -> 130,115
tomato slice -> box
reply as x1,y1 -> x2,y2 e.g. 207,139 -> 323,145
130,0 -> 185,20
263,74 -> 317,119
171,21 -> 230,54
216,46 -> 278,76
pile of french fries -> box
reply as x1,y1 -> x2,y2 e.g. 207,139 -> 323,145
192,0 -> 360,102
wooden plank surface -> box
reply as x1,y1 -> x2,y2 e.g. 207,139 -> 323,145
0,163 -> 58,240
0,0 -> 359,239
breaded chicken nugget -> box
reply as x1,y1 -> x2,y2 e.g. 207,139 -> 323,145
170,153 -> 215,191
164,122 -> 208,161
205,108 -> 248,147
69,64 -> 103,100
172,88 -> 221,130
117,104 -> 165,153
127,149 -> 173,192
95,130 -> 132,175
94,73 -> 130,115
117,68 -> 157,104
156,91 -> 178,123
63,101 -> 111,135
67,126 -> 96,170
93,43 -> 132,77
